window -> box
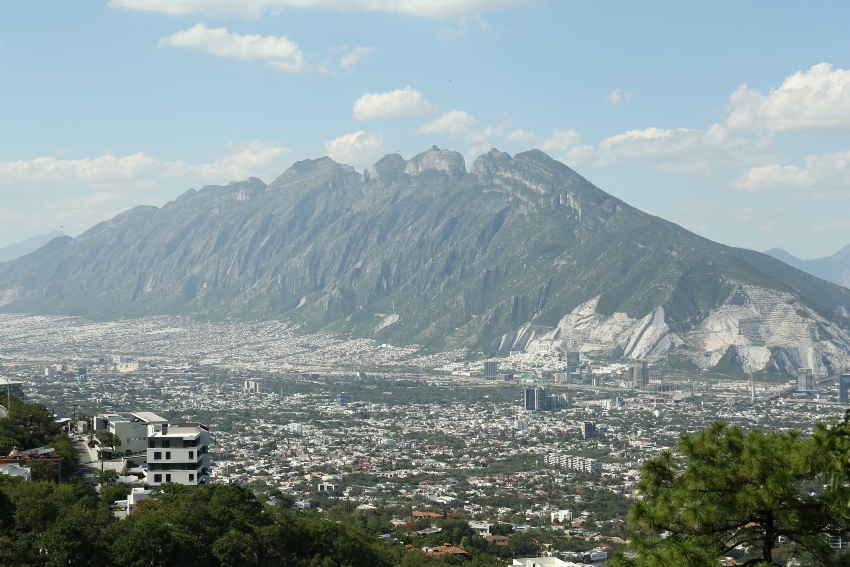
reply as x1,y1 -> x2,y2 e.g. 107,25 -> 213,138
162,440 -> 170,448
154,452 -> 161,460
189,474 -> 194,482
165,451 -> 171,460
154,474 -> 161,483
165,474 -> 171,482
189,451 -> 193,459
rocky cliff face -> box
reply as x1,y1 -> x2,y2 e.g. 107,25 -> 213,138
1,148 -> 849,375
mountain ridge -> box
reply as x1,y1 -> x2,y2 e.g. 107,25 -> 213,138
766,246 -> 850,289
1,147 -> 849,375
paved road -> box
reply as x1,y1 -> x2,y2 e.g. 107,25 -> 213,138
69,436 -> 124,485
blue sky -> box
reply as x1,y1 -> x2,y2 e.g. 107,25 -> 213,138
1,1 -> 849,259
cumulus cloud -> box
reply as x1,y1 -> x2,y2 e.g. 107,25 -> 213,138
353,87 -> 433,120
559,123 -> 756,172
735,150 -> 850,193
605,89 -> 633,105
0,141 -> 291,190
109,0 -> 535,19
506,129 -> 535,145
418,110 -> 502,143
324,131 -> 384,168
726,63 -> 850,133
159,23 -> 304,71
540,129 -> 582,152
0,142 -> 292,245
339,46 -> 375,70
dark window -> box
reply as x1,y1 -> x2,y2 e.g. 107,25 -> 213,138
189,474 -> 194,482
165,451 -> 171,460
189,451 -> 193,459
154,452 -> 161,460
154,474 -> 161,483
166,474 -> 171,482
162,440 -> 170,448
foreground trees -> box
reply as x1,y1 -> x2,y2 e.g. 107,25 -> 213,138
618,422 -> 850,567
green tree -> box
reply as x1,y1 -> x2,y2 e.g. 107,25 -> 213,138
97,430 -> 122,453
619,422 -> 850,567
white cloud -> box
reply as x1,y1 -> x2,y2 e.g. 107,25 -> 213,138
735,150 -> 850,193
561,123 -> 755,172
0,142 -> 291,244
438,14 -> 505,40
324,131 -> 384,168
726,63 -> 850,133
506,129 -> 535,144
418,110 -> 502,143
109,0 -> 535,19
540,129 -> 581,152
605,89 -> 633,105
159,23 -> 304,71
339,46 -> 375,70
353,87 -> 433,120
0,141 -> 291,190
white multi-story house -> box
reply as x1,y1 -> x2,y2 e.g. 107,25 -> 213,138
145,422 -> 211,487
95,411 -> 167,454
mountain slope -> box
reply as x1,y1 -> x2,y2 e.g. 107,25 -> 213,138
0,231 -> 66,263
1,147 -> 849,375
766,246 -> 850,289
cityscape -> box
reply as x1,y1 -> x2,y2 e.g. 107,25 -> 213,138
3,313 -> 850,565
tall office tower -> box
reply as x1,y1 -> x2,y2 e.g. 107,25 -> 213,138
566,351 -> 580,372
484,361 -> 499,380
797,368 -> 815,393
535,387 -> 548,410
523,388 -> 536,410
630,361 -> 649,388
581,421 -> 596,439
840,374 -> 850,403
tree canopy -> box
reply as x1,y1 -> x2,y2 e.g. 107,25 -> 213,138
617,422 -> 850,567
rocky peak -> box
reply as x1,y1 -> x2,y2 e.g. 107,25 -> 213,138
471,148 -> 512,179
370,153 -> 406,183
403,146 -> 467,182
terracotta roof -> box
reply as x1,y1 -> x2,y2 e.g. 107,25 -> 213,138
426,543 -> 471,557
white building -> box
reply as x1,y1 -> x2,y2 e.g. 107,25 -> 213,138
511,558 -> 583,567
95,411 -> 167,454
145,422 -> 211,487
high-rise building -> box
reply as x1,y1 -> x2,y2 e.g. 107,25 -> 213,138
839,374 -> 850,403
484,361 -> 499,380
145,422 -> 211,487
797,368 -> 815,393
336,392 -> 352,404
523,387 -> 549,410
523,388 -> 536,410
581,421 -> 596,439
566,351 -> 580,372
535,387 -> 548,411
630,361 -> 649,388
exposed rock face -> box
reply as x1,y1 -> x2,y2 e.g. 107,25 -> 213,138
403,146 -> 467,182
471,148 -> 512,179
1,147 -> 849,376
494,298 -> 683,361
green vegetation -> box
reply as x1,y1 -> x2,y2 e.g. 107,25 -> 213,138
615,422 -> 850,566
0,395 -> 78,479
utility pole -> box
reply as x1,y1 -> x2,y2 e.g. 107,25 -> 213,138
72,404 -> 78,437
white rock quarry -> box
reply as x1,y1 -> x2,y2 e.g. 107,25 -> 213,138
494,283 -> 850,376
495,296 -> 682,361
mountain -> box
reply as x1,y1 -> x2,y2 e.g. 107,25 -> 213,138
0,230 -> 66,263
1,147 -> 849,375
766,246 -> 850,289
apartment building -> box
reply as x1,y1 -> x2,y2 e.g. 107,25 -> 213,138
145,422 -> 211,487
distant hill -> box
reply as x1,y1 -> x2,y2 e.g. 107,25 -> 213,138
766,246 -> 850,289
0,230 -> 66,262
0,147 -> 848,375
